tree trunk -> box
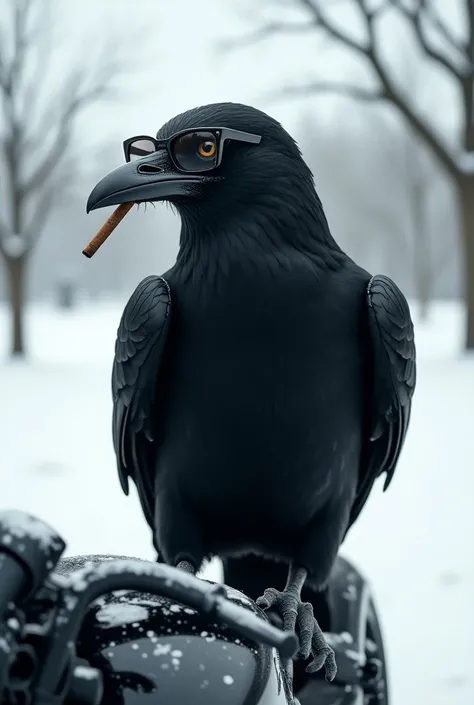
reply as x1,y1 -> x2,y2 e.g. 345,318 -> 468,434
411,187 -> 431,322
5,254 -> 28,357
413,229 -> 431,322
416,272 -> 430,321
459,178 -> 474,350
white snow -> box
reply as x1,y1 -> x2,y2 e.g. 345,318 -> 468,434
1,233 -> 28,259
96,603 -> 149,627
0,299 -> 473,705
0,509 -> 64,553
73,664 -> 100,681
153,643 -> 172,656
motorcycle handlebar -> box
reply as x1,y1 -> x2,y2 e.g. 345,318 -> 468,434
0,510 -> 66,614
0,510 -> 299,705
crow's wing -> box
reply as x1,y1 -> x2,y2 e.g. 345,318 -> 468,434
348,274 -> 416,529
112,275 -> 171,528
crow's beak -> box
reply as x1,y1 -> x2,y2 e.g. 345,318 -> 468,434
86,150 -> 206,212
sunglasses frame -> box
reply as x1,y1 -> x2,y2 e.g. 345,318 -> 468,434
123,127 -> 262,174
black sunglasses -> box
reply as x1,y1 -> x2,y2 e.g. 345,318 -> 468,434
123,127 -> 262,174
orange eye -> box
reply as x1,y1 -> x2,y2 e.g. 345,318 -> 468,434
198,140 -> 216,158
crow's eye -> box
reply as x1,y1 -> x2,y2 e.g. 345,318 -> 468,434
172,131 -> 218,171
197,141 -> 216,159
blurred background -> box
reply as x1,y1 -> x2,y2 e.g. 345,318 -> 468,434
0,0 -> 473,703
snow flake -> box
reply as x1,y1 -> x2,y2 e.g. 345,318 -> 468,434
74,665 -> 99,681
96,604 -> 148,628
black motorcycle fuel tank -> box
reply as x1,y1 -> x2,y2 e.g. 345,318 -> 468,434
57,556 -> 292,705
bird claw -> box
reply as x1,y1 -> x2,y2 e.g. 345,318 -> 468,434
256,587 -> 337,682
306,644 -> 337,681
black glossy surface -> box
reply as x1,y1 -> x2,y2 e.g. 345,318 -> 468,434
53,554 -> 388,705
80,593 -> 288,705
57,557 -> 291,705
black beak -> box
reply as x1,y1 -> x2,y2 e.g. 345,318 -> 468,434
86,150 -> 207,213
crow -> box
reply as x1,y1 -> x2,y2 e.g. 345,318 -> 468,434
86,102 -> 416,685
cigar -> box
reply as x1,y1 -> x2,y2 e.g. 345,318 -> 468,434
82,202 -> 135,258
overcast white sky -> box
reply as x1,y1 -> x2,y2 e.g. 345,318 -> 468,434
0,0 -> 467,198
0,0 -> 467,300
29,0 -> 463,161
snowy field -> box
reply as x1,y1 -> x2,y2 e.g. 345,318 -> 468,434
0,299 -> 473,705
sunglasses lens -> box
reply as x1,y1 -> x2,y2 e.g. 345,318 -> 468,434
127,138 -> 157,162
171,131 -> 218,172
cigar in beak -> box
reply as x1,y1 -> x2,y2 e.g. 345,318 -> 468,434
82,202 -> 135,258
84,149 -> 206,258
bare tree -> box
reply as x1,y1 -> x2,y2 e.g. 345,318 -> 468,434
401,124 -> 441,320
362,108 -> 445,319
371,46 -> 445,320
226,0 -> 474,349
0,0 -> 122,356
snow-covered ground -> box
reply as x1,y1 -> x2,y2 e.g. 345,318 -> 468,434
0,299 -> 473,705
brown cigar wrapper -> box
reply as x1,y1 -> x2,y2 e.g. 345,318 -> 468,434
82,202 -> 135,258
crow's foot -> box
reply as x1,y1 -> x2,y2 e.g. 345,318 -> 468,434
256,586 -> 337,681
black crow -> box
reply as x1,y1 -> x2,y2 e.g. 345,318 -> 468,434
86,102 -> 416,685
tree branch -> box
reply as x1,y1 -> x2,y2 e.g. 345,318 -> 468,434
426,0 -> 470,58
298,0 -> 376,56
230,0 -> 462,180
0,37 -> 6,92
389,0 -> 472,80
268,80 -> 386,102
18,0 -> 53,132
1,0 -> 34,103
0,215 -> 9,258
20,49 -> 119,198
217,21 -> 318,52
464,0 -> 474,150
0,0 -> 125,260
21,88 -> 108,198
21,182 -> 57,253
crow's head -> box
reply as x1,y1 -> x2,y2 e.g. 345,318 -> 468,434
87,102 -> 318,226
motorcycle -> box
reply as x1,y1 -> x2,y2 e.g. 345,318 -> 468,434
0,509 -> 387,705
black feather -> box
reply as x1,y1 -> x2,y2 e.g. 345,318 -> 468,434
347,274 -> 416,529
112,275 -> 171,526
